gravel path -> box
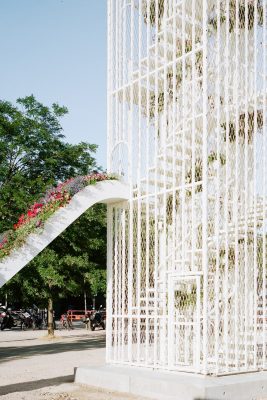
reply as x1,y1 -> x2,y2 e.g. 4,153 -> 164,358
0,328 -> 146,400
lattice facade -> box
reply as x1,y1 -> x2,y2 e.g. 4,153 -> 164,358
106,0 -> 267,375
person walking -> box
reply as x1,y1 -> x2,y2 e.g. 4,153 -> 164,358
84,312 -> 90,330
67,313 -> 73,330
60,313 -> 68,329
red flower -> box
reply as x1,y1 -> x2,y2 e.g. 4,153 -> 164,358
7,173 -> 113,238
14,214 -> 26,229
33,203 -> 43,210
18,214 -> 25,223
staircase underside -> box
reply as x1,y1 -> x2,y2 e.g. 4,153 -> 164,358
0,180 -> 129,288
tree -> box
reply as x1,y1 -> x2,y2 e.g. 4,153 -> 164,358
1,204 -> 108,337
4,248 -> 90,337
0,96 -> 107,336
48,202 -> 108,310
0,95 -> 98,232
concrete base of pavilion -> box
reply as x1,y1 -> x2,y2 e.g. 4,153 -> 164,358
75,364 -> 267,400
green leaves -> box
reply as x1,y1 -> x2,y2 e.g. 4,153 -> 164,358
84,268 -> 106,297
0,96 -> 107,307
35,249 -> 64,291
0,96 -> 98,232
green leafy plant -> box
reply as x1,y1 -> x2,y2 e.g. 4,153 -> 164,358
166,50 -> 203,98
208,151 -> 226,165
148,91 -> 165,119
176,39 -> 194,58
166,192 -> 180,225
209,0 -> 263,32
174,284 -> 197,309
222,109 -> 263,144
185,158 -> 203,197
166,65 -> 183,94
209,247 -> 236,272
185,151 -> 227,197
142,0 -> 165,28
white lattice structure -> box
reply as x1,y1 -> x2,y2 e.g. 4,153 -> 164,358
106,0 -> 267,375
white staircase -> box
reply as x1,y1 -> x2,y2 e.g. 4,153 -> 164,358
0,180 -> 129,288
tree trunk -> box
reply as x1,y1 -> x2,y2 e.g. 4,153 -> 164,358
47,297 -> 54,337
84,290 -> 87,313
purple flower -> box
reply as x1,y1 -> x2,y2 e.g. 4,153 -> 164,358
62,176 -> 87,196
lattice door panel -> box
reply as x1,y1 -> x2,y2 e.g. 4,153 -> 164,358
168,275 -> 201,372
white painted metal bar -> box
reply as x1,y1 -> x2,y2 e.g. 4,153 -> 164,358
244,0 -> 249,371
121,0 -> 127,363
115,0 -> 119,146
106,0 -> 112,361
169,0 -> 177,369
253,0 -> 258,370
117,0 -> 123,358
153,0 -> 160,368
263,0 -> 267,371
136,0 -> 142,365
114,207 -> 119,361
162,0 -> 168,368
224,0 -> 230,371
214,0 -> 221,374
234,0 -> 240,372
106,206 -> 113,362
201,0 -> 209,374
127,0 -> 135,363
107,0 -> 112,173
191,0 -> 196,282
181,0 -> 186,285
145,0 -> 150,367
121,208 -> 126,361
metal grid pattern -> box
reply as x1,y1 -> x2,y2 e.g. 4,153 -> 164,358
107,0 -> 267,375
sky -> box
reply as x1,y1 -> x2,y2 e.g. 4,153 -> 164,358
0,0 -> 107,168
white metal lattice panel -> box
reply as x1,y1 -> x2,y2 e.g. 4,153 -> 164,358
107,0 -> 267,375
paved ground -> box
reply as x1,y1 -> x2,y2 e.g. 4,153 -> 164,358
0,326 -> 147,400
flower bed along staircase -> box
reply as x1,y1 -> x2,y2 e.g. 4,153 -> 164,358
0,174 -> 129,287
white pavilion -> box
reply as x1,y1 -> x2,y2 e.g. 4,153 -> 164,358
106,0 -> 267,376
1,1 -> 267,398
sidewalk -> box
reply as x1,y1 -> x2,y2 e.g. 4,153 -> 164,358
0,329 -> 146,400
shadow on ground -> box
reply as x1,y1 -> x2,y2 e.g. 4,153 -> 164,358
0,337 -> 38,344
0,334 -> 105,363
0,374 -> 74,395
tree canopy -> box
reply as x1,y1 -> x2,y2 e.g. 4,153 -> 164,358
0,95 -> 98,232
0,96 -> 107,312
3,204 -> 107,308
